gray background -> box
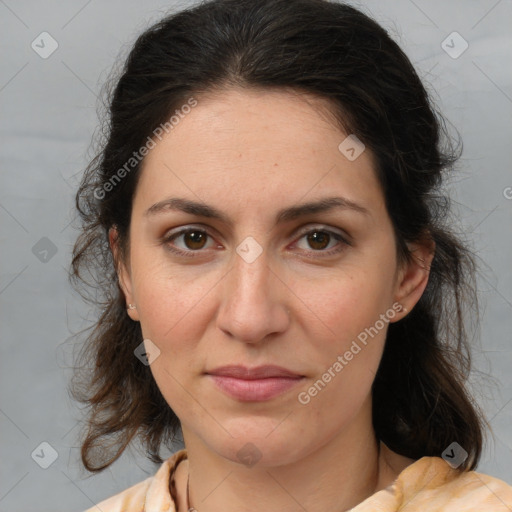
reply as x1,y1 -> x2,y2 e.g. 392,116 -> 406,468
1,0 -> 511,510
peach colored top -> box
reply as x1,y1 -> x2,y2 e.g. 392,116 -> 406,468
85,448 -> 512,512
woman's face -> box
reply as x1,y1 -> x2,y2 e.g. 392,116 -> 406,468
117,88 -> 428,466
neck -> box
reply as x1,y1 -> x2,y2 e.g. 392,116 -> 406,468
177,401 -> 409,512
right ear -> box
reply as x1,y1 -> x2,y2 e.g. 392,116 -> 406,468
109,226 -> 139,321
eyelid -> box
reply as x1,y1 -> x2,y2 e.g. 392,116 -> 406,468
162,223 -> 351,257
162,224 -> 220,241
162,225 -> 220,250
163,223 -> 350,241
293,223 -> 351,243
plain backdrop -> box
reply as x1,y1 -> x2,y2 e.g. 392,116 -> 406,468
1,0 -> 511,510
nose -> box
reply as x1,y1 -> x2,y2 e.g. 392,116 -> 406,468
215,246 -> 290,344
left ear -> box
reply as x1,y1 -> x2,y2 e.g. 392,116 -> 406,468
391,238 -> 435,322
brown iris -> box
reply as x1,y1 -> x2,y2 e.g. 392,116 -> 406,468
307,231 -> 330,250
183,230 -> 207,250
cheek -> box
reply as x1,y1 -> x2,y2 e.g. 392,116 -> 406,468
290,266 -> 395,353
293,310 -> 386,445
288,266 -> 394,410
130,252 -> 217,348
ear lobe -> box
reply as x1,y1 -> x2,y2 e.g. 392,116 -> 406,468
109,227 -> 139,321
391,240 -> 435,322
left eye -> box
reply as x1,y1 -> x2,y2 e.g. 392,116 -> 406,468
294,229 -> 348,253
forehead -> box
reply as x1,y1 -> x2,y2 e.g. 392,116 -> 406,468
150,87 -> 348,160
134,87 -> 385,220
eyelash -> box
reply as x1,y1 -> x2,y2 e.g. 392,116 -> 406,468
161,225 -> 351,259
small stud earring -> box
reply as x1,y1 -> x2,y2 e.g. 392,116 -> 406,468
399,303 -> 408,313
127,303 -> 137,310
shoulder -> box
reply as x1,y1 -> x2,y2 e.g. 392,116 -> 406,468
83,475 -> 152,512
83,449 -> 187,512
394,456 -> 512,511
353,454 -> 512,511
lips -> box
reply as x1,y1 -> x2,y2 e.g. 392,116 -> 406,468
206,365 -> 304,401
207,365 -> 302,379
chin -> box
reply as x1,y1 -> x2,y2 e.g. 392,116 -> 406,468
207,417 -> 311,468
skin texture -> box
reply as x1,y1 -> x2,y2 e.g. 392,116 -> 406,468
113,87 -> 434,512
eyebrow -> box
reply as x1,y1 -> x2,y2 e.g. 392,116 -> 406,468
145,196 -> 369,226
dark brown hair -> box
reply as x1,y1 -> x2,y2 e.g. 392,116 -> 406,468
71,0 -> 485,472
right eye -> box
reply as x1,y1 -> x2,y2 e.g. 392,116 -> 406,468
162,227 -> 220,257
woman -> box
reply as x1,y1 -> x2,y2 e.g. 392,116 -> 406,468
71,0 -> 512,510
